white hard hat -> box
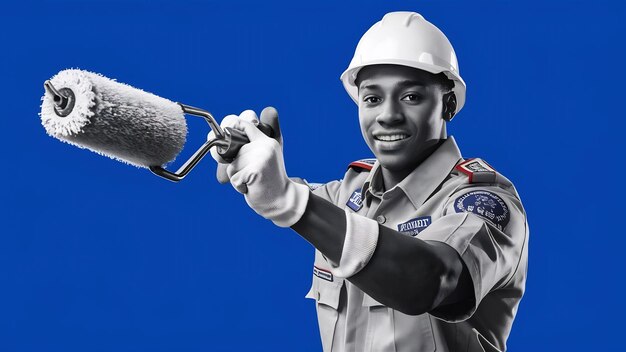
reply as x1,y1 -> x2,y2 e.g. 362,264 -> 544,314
341,11 -> 466,115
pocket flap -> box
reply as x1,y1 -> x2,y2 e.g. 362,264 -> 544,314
305,275 -> 343,310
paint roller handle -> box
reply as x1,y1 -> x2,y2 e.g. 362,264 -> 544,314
218,122 -> 275,162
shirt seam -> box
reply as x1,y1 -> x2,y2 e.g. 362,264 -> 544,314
497,216 -> 529,290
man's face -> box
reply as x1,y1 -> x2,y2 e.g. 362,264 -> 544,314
357,65 -> 447,174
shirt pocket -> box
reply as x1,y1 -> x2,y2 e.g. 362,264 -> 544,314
363,294 -> 437,352
362,294 -> 397,352
306,275 -> 343,352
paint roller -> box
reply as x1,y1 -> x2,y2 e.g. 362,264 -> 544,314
40,69 -> 273,182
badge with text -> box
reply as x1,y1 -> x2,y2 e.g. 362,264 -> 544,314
397,216 -> 432,236
346,188 -> 363,212
464,160 -> 491,172
456,158 -> 496,183
313,266 -> 333,282
454,190 -> 510,231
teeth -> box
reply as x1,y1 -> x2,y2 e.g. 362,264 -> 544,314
375,134 -> 408,142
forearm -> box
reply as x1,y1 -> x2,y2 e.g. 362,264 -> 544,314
291,192 -> 471,315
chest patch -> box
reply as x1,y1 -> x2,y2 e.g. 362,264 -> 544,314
346,188 -> 363,212
313,266 -> 333,282
397,216 -> 432,236
454,190 -> 510,231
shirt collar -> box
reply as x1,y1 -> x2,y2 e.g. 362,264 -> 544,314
362,136 -> 463,209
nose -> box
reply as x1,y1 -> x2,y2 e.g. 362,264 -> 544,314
375,100 -> 404,126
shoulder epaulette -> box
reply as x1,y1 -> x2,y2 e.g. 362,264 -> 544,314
348,158 -> 376,171
455,158 -> 497,183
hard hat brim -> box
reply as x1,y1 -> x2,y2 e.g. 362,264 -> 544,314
340,60 -> 466,115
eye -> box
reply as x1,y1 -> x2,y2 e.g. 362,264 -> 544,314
363,96 -> 381,104
401,93 -> 421,102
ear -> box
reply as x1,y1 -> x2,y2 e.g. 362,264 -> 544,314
442,92 -> 457,121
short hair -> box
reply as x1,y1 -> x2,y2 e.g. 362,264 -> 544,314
433,72 -> 455,94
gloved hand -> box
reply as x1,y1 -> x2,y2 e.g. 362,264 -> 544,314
209,107 -> 283,184
214,109 -> 309,228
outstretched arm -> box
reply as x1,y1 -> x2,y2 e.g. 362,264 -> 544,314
213,109 -> 472,316
292,192 -> 472,316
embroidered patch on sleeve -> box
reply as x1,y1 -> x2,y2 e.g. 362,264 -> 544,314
454,190 -> 510,231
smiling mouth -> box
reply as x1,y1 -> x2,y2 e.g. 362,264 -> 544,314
374,134 -> 410,142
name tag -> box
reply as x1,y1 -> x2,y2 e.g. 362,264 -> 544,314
313,266 -> 333,282
397,216 -> 432,236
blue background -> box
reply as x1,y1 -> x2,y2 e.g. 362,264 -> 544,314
1,0 -> 624,350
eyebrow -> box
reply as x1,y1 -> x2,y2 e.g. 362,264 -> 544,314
360,80 -> 425,91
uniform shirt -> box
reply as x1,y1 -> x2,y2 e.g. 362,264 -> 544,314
305,137 -> 528,352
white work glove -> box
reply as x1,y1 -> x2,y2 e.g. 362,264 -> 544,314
212,109 -> 309,228
209,107 -> 283,184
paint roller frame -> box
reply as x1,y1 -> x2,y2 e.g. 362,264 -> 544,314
151,103 -> 274,182
149,103 -> 229,182
43,80 -> 274,183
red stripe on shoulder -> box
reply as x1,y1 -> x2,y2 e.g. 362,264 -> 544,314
349,161 -> 373,171
349,161 -> 373,170
455,158 -> 475,182
455,158 -> 496,183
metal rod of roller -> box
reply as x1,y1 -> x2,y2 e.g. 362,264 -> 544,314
150,137 -> 227,181
179,103 -> 225,139
149,104 -> 230,182
43,80 -> 68,109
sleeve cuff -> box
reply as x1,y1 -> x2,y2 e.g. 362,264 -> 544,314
271,181 -> 311,228
330,210 -> 379,278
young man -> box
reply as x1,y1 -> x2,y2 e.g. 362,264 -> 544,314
213,12 -> 528,352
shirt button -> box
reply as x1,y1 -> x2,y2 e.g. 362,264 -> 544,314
376,215 -> 386,224
317,292 -> 321,301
